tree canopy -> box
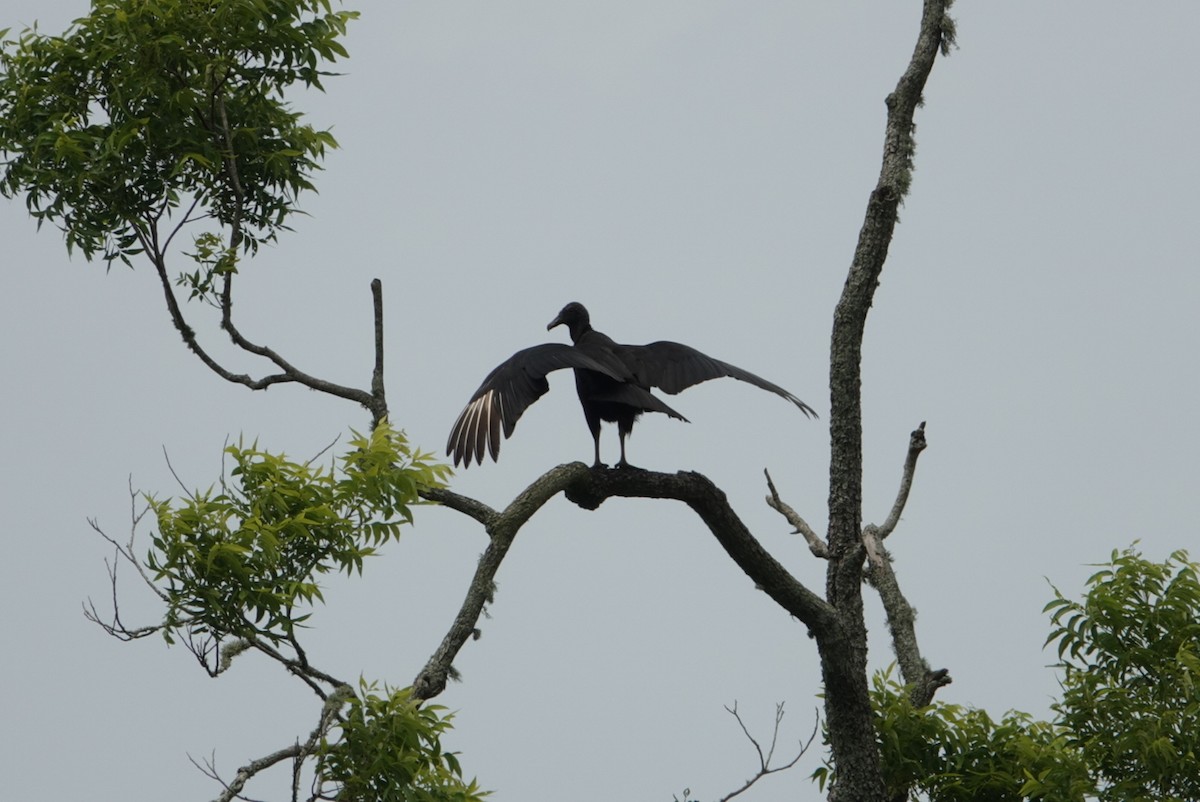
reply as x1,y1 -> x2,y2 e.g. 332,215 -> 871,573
866,548 -> 1200,802
0,0 -> 353,266
1047,548 -> 1200,801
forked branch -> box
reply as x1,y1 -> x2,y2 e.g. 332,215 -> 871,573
144,237 -> 386,422
764,469 -> 827,557
416,464 -> 838,701
413,464 -> 588,699
765,423 -> 926,562
716,702 -> 819,802
87,479 -> 356,801
199,685 -> 350,802
132,81 -> 388,424
861,422 -> 947,703
765,422 -> 949,705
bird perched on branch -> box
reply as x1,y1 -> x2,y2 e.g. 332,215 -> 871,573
447,302 -> 817,469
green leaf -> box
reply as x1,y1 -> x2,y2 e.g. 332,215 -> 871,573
0,0 -> 359,266
142,422 -> 448,645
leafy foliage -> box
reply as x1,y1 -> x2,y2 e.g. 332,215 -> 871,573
0,0 -> 356,265
318,681 -> 488,802
863,667 -> 1090,802
1045,547 -> 1200,802
6,5 -> 490,800
147,420 -> 450,645
823,549 -> 1200,802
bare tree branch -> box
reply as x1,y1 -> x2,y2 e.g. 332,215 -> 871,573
565,468 -> 836,629
145,232 -> 384,414
369,278 -> 387,427
127,83 -> 388,423
147,247 -> 300,391
864,530 -> 951,707
84,481 -> 173,639
413,463 -> 594,699
420,487 -> 499,528
715,702 -> 819,802
246,636 -> 349,700
856,422 -> 948,706
203,744 -> 302,802
210,91 -> 383,416
874,422 -> 927,540
416,464 -> 838,701
195,683 -> 351,802
764,468 -> 827,557
765,423 -> 946,709
162,193 -> 204,255
828,0 -> 953,612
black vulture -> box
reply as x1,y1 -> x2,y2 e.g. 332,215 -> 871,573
447,302 -> 817,469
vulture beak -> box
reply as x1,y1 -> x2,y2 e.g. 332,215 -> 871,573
547,313 -> 564,331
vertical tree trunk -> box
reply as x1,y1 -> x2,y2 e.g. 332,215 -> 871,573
818,2 -> 954,798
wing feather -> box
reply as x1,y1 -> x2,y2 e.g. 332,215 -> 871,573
447,343 -> 626,467
616,341 -> 818,418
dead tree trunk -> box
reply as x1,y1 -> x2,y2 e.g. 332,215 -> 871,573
818,2 -> 956,798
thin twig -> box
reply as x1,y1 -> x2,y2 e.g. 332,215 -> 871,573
763,469 -> 827,558
162,193 -> 203,254
724,702 -> 765,768
120,480 -> 171,603
83,480 -> 174,639
129,85 -> 381,415
715,703 -> 819,802
202,743 -> 304,802
304,433 -> 343,468
247,636 -> 348,699
163,446 -> 192,496
196,684 -> 351,802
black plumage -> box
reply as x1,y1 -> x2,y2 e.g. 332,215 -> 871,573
447,302 -> 817,469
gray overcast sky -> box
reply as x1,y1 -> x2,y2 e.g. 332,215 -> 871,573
2,2 -> 1198,800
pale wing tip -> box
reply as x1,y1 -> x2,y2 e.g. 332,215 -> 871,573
447,406 -> 469,467
488,391 -> 504,462
448,398 -> 482,468
448,391 -> 506,469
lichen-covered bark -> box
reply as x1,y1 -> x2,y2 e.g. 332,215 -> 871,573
821,2 -> 955,799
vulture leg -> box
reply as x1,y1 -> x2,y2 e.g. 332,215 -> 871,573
584,407 -> 605,468
616,415 -> 637,469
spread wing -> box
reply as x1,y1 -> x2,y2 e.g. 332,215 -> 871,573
615,341 -> 818,418
447,344 -> 624,467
